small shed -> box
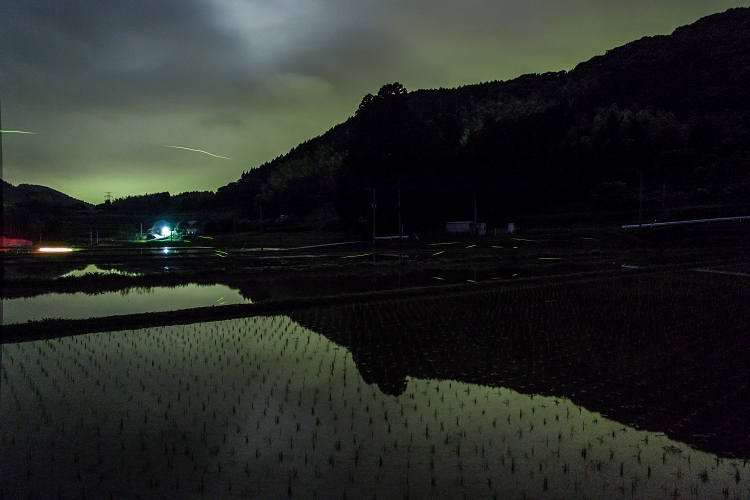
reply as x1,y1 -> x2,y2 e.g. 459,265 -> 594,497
493,223 -> 516,236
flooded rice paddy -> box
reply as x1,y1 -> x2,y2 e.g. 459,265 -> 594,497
3,316 -> 748,499
2,284 -> 250,324
2,268 -> 749,499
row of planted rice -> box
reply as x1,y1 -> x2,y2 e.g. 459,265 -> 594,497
292,269 -> 750,457
2,312 -> 748,499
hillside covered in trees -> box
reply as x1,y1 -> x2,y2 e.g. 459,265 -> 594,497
224,7 -> 749,234
30,7 -> 747,238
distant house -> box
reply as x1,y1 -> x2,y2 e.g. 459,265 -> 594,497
446,221 -> 472,234
184,221 -> 203,235
446,221 -> 486,236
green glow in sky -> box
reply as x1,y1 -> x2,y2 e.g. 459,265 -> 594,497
1,1 -> 746,203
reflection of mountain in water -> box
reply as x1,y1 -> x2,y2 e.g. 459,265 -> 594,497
291,270 -> 750,459
7,315 -> 746,499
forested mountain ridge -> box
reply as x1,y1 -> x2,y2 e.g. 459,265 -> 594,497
2,180 -> 93,209
224,7 -> 749,232
106,7 -> 749,233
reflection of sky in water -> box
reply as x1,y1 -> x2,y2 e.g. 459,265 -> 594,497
60,264 -> 141,278
2,284 -> 250,324
1,316 -> 746,499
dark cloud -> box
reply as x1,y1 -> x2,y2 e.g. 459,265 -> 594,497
200,112 -> 246,130
1,0 -> 241,111
1,0 -> 746,203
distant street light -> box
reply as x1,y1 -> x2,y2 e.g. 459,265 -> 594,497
366,188 -> 377,243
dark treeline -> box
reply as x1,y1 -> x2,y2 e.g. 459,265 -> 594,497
3,192 -> 71,242
103,191 -> 219,213
2,181 -> 93,241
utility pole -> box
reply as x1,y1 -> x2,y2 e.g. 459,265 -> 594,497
0,98 -> 3,378
638,171 -> 643,228
373,188 -> 377,242
0,99 -> 3,376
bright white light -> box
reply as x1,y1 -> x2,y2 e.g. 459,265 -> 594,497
163,247 -> 170,255
38,247 -> 74,253
161,227 -> 171,237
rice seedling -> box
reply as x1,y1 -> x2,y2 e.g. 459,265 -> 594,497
4,270 -> 750,499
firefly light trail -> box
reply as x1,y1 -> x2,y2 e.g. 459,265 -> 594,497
0,130 -> 36,134
165,145 -> 232,159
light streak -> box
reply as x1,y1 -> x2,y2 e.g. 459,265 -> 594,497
340,253 -> 372,259
0,130 -> 36,134
165,145 -> 232,159
38,247 -> 73,253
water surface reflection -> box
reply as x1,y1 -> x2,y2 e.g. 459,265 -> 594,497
2,284 -> 250,324
291,270 -> 750,458
2,316 -> 746,499
60,264 -> 142,278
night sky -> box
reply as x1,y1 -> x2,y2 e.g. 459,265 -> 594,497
1,0 -> 746,204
